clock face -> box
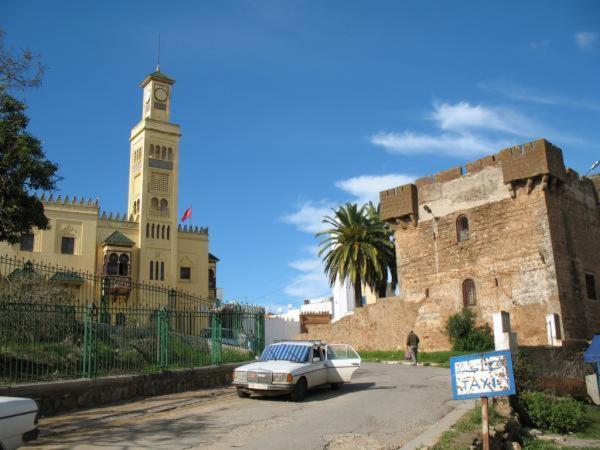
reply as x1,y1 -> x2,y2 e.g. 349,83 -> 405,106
154,87 -> 168,102
144,89 -> 151,103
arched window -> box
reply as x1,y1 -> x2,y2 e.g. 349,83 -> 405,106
107,253 -> 119,275
151,223 -> 155,238
119,254 -> 129,276
161,225 -> 165,239
133,201 -> 137,214
462,279 -> 476,306
151,197 -> 159,210
167,225 -> 170,240
167,148 -> 173,161
160,199 -> 168,213
457,215 -> 470,242
150,261 -> 154,280
146,223 -> 150,238
150,144 -> 155,158
162,146 -> 167,160
155,260 -> 159,280
160,262 -> 164,281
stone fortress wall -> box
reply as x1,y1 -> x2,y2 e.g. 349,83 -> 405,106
300,139 -> 600,350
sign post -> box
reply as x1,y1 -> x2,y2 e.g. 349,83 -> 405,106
450,350 -> 516,450
481,396 -> 489,450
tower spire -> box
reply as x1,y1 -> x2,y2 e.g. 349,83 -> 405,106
157,33 -> 161,71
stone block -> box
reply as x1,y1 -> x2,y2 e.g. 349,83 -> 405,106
501,139 -> 566,183
379,184 -> 418,222
466,155 -> 497,174
433,166 -> 463,183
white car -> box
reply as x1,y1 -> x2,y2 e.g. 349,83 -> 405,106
0,397 -> 39,450
233,340 -> 361,401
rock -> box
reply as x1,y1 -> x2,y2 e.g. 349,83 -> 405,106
529,429 -> 543,437
511,442 -> 521,450
494,423 -> 507,433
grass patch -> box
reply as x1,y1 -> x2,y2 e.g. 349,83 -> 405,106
359,350 -> 470,365
576,405 -> 600,440
431,402 -> 501,450
522,438 -> 561,450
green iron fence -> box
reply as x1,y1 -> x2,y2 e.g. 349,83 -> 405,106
0,256 -> 265,385
0,254 -> 213,311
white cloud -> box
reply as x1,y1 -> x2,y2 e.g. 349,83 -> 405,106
480,81 -> 600,111
288,258 -> 322,272
529,40 -> 550,50
575,31 -> 599,49
284,256 -> 330,299
371,130 -> 510,157
431,102 -> 535,136
369,100 -> 568,157
281,200 -> 334,234
335,173 -> 416,204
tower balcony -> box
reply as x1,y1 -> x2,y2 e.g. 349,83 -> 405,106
104,275 -> 132,295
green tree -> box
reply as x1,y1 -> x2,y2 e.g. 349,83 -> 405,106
0,91 -> 58,244
365,201 -> 398,297
445,308 -> 494,352
317,203 -> 396,308
0,30 -> 57,244
0,29 -> 46,90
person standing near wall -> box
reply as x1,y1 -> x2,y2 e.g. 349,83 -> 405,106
406,330 -> 420,366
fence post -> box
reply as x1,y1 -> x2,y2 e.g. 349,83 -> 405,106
211,312 -> 222,365
168,289 -> 177,332
100,276 -> 111,324
257,312 -> 265,353
82,304 -> 96,378
157,307 -> 169,370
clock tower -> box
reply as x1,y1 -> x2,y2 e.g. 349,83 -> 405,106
128,68 -> 180,287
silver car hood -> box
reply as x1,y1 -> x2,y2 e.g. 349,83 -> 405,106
237,360 -> 308,373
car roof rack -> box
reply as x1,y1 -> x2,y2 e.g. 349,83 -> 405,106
273,339 -> 326,345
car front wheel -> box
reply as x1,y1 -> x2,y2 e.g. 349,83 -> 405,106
290,377 -> 308,402
237,389 -> 251,398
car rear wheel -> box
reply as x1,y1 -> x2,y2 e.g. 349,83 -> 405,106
237,389 -> 251,398
290,377 -> 308,402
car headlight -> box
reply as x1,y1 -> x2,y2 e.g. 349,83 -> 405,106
273,373 -> 293,383
234,371 -> 247,382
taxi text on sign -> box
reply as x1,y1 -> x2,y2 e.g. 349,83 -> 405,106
450,350 -> 516,400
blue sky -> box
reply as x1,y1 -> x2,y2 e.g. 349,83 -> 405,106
3,1 -> 599,312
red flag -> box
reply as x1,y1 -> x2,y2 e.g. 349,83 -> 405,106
181,207 -> 192,222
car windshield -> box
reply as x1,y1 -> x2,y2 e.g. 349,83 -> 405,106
260,344 -> 310,363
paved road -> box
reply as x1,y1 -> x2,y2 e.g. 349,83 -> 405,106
27,363 -> 462,450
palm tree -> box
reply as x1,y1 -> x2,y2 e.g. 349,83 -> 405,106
317,202 -> 396,308
366,201 -> 398,298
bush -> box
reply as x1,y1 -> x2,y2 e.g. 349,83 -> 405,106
445,308 -> 494,352
520,391 -> 587,434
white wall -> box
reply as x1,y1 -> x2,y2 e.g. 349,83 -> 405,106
265,317 -> 301,345
332,278 -> 355,322
300,299 -> 332,315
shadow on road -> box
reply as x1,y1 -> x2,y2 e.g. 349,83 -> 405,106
250,382 -> 397,403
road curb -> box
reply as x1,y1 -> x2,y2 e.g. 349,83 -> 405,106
400,399 -> 476,450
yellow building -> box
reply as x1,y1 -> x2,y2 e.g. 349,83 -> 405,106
0,68 -> 218,302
